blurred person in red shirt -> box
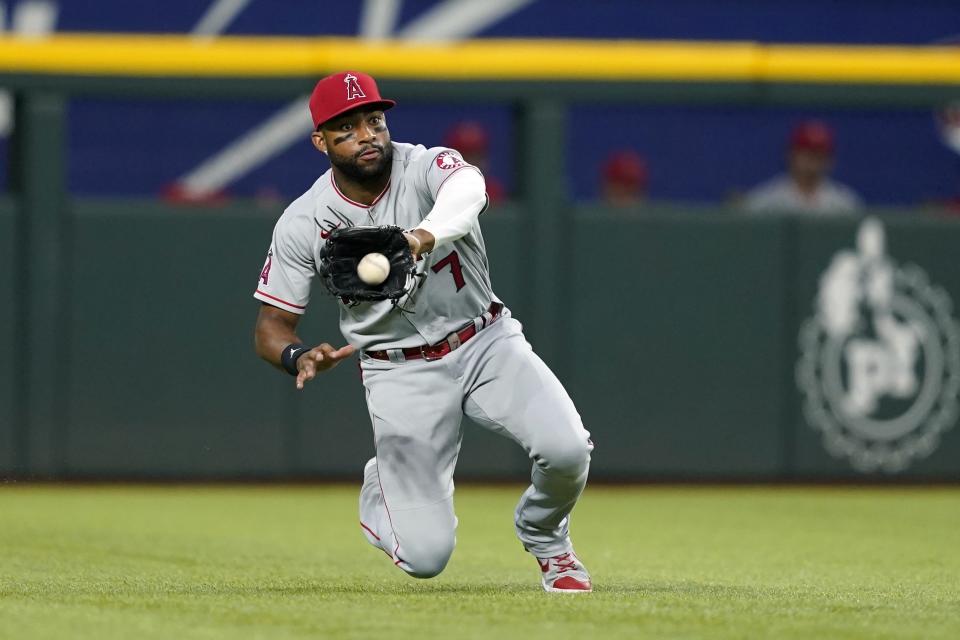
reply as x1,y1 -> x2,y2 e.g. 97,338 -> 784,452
444,121 -> 507,203
745,120 -> 861,214
600,150 -> 648,209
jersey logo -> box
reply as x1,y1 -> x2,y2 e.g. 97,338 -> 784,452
344,73 -> 366,101
259,249 -> 273,285
317,207 -> 355,240
435,152 -> 466,170
320,222 -> 342,240
797,217 -> 960,473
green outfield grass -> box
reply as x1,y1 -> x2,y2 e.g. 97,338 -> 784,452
1,484 -> 958,640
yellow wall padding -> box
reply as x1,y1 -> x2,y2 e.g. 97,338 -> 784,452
0,35 -> 957,85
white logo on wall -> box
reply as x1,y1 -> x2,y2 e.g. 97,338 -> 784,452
796,218 -> 960,472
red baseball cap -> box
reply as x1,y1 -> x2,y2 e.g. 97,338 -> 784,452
602,150 -> 648,188
790,120 -> 834,154
309,71 -> 396,129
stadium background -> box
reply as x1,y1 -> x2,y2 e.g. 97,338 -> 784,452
1,0 -> 959,482
1,0 -> 959,203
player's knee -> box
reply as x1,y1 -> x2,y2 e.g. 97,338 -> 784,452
400,531 -> 456,579
537,435 -> 592,478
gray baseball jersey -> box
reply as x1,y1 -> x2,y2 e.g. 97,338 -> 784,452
254,142 -> 499,351
745,174 -> 862,214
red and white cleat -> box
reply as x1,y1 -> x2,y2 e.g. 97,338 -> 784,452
536,551 -> 592,593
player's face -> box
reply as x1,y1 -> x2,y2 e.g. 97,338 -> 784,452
789,149 -> 832,183
313,108 -> 393,182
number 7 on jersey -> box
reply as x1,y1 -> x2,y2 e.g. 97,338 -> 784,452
431,250 -> 466,291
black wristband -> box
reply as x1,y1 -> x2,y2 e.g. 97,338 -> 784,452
280,343 -> 310,376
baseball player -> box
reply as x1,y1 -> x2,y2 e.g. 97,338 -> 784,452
745,120 -> 862,214
253,71 -> 593,592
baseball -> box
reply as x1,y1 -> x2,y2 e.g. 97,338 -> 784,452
357,252 -> 390,285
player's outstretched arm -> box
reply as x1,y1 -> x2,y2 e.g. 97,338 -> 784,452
254,304 -> 355,390
413,169 -> 487,249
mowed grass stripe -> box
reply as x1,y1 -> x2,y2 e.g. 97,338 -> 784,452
1,486 -> 957,640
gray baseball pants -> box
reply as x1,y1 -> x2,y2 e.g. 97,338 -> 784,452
357,313 -> 593,578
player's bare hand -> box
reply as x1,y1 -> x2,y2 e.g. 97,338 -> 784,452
404,229 -> 435,259
295,343 -> 356,390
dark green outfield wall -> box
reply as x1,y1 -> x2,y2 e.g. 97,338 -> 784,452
0,202 -> 16,473
62,205 -> 290,476
568,214 -> 789,476
4,200 -> 960,480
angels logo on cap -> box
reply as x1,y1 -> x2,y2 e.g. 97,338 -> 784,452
344,73 -> 366,101
309,71 -> 396,129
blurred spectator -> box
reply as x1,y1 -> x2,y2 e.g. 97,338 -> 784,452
935,102 -> 960,156
934,103 -> 960,216
600,150 -> 648,208
161,182 -> 231,207
745,120 -> 861,214
443,121 -> 507,203
941,197 -> 960,215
